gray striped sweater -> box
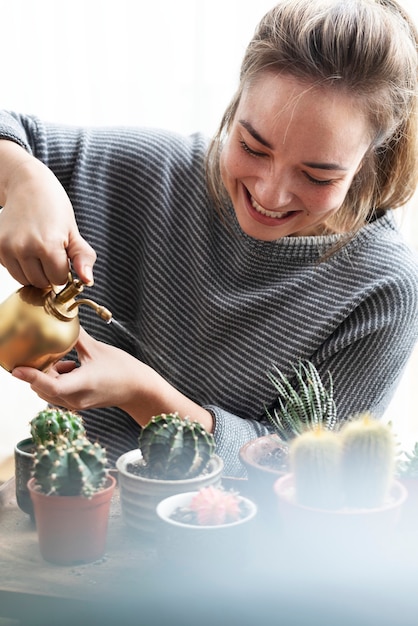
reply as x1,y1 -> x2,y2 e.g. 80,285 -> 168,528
1,111 -> 418,477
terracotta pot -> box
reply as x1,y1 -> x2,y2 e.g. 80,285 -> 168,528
116,449 -> 224,535
28,474 -> 116,565
14,437 -> 35,518
156,490 -> 257,572
239,434 -> 288,515
274,473 -> 407,553
398,477 -> 418,534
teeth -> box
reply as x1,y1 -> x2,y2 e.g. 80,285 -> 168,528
250,197 -> 289,219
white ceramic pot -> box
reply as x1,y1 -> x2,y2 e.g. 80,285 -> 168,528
155,490 -> 257,572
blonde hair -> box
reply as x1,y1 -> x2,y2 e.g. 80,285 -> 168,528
206,0 -> 418,234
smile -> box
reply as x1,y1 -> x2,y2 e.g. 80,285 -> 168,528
250,196 -> 290,219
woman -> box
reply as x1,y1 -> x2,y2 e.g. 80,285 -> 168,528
0,0 -> 417,476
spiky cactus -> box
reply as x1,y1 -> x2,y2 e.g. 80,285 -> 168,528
289,426 -> 343,510
266,360 -> 337,441
340,413 -> 396,508
397,442 -> 418,479
30,407 -> 86,445
33,435 -> 108,497
137,412 -> 215,479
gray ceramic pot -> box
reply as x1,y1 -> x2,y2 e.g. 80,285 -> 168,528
14,437 -> 35,518
116,449 -> 224,535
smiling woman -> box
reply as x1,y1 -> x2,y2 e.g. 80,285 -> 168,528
219,74 -> 371,240
0,0 -> 417,477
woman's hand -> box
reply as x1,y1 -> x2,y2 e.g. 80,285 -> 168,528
0,140 -> 96,288
12,327 -> 214,431
12,328 -> 146,412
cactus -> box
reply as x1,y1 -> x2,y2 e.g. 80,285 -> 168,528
168,486 -> 246,526
30,407 -> 86,445
288,413 -> 396,510
339,413 -> 396,508
289,426 -> 343,510
397,442 -> 418,479
188,486 -> 242,525
137,412 -> 215,480
33,435 -> 108,497
266,360 -> 338,441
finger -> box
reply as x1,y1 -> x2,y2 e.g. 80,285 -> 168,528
37,247 -> 72,288
12,366 -> 58,388
67,236 -> 97,286
54,360 -> 78,374
0,245 -> 69,289
17,256 -> 58,289
0,255 -> 49,288
76,326 -> 94,344
73,326 -> 97,360
0,256 -> 30,286
12,365 -> 82,407
20,241 -> 71,288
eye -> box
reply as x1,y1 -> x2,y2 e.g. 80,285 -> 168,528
304,172 -> 334,186
239,140 -> 265,157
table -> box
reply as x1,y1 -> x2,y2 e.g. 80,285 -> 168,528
0,475 -> 160,625
1,476 -> 418,626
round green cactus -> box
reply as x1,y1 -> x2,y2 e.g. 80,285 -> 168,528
33,435 -> 108,497
138,412 -> 215,479
30,407 -> 86,445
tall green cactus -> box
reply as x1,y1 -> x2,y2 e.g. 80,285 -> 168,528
340,413 -> 395,508
266,360 -> 337,441
30,407 -> 86,445
289,426 -> 343,510
138,412 -> 215,479
33,435 -> 108,497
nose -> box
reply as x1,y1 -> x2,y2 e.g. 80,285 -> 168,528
253,170 -> 294,210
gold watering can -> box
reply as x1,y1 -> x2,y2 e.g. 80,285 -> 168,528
0,273 -> 112,373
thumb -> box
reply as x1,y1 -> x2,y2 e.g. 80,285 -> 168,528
67,234 -> 97,286
73,326 -> 97,360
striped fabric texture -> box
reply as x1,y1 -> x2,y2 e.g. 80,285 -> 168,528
1,111 -> 417,476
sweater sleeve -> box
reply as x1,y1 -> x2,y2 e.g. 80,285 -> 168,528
204,405 -> 273,477
0,111 -> 87,191
0,111 -> 42,154
313,252 -> 418,422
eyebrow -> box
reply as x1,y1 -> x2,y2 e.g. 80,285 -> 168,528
239,119 -> 273,149
238,118 -> 348,172
302,161 -> 348,172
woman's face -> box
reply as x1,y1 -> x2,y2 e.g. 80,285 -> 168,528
220,73 -> 372,240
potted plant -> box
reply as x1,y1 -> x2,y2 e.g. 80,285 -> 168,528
156,485 -> 257,573
239,360 -> 338,513
116,412 -> 224,534
273,412 -> 407,554
396,440 -> 418,533
14,406 -> 86,518
27,432 -> 116,565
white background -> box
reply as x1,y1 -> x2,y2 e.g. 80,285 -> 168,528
0,0 -> 417,466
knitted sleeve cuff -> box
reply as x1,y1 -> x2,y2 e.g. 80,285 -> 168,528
203,404 -> 270,478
